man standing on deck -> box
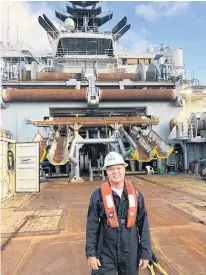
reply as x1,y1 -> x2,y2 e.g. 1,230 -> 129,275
86,152 -> 152,275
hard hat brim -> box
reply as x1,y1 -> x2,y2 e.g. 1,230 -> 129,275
103,162 -> 128,170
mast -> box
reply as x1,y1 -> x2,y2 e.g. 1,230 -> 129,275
38,1 -> 130,40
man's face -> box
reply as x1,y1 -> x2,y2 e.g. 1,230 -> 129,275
106,164 -> 125,184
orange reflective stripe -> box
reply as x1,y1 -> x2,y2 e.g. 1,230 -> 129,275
125,180 -> 138,227
101,180 -> 138,228
101,182 -> 119,227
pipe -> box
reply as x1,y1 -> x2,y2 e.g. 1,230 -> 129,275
118,138 -> 134,158
69,138 -> 77,156
118,139 -> 126,154
15,71 -> 174,82
180,141 -> 188,171
119,127 -> 137,149
86,130 -> 89,139
36,72 -> 81,81
69,155 -> 78,166
3,88 -> 176,102
98,73 -> 137,81
69,138 -> 78,165
3,88 -> 87,102
157,158 -> 161,169
0,137 -> 16,143
122,148 -> 133,159
99,89 -> 176,101
76,138 -> 118,144
74,144 -> 80,178
113,128 -> 119,152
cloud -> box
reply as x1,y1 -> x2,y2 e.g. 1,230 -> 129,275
135,4 -> 158,21
195,19 -> 203,24
190,13 -> 203,24
118,30 -> 153,52
140,27 -> 151,37
190,13 -> 196,20
190,12 -> 204,24
0,1 -> 60,47
135,1 -> 190,21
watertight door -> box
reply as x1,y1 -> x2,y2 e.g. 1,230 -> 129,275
16,142 -> 39,192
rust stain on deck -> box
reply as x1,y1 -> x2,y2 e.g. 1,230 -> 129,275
1,175 -> 206,275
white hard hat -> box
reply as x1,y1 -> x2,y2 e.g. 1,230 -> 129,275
103,152 -> 128,169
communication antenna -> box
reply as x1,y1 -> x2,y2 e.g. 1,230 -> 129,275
108,1 -> 111,24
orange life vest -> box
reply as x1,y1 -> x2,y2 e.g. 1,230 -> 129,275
101,180 -> 138,228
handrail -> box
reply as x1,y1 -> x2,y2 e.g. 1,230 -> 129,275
55,49 -> 114,56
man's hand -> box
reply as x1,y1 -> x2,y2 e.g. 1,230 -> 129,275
88,256 -> 101,270
139,259 -> 149,269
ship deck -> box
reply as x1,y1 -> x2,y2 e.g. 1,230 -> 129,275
1,174 -> 206,275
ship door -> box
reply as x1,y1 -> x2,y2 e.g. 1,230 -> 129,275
16,142 -> 40,192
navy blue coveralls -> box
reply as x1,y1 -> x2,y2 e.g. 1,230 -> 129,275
86,184 -> 152,275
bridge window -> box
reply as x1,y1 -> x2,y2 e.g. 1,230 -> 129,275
56,38 -> 114,56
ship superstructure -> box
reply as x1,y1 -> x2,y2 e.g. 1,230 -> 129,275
1,1 -> 206,180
